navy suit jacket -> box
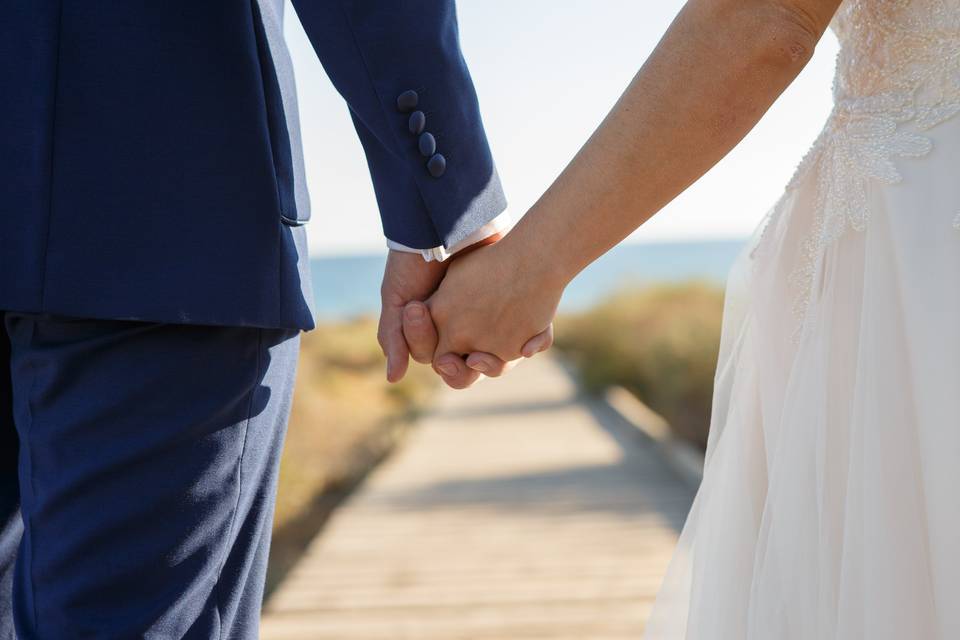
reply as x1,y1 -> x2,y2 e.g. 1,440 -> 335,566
0,1 -> 506,330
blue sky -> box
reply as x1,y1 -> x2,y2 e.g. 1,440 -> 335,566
284,1 -> 840,256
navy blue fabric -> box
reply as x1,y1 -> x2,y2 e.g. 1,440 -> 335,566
0,1 -> 506,331
0,332 -> 18,640
0,313 -> 299,639
293,0 -> 507,249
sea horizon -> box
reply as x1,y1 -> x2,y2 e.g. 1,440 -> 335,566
310,237 -> 748,321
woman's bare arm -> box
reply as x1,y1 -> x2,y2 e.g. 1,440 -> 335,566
427,0 -> 843,362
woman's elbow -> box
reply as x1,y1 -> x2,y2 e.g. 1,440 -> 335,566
755,1 -> 835,67
719,8 -> 813,81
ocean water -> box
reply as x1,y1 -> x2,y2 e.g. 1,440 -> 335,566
311,238 -> 747,320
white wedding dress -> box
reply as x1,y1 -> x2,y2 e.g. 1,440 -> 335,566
643,1 -> 960,638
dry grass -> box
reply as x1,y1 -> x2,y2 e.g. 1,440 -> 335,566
556,283 -> 724,450
267,319 -> 437,594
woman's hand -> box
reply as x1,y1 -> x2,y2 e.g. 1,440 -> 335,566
425,238 -> 565,365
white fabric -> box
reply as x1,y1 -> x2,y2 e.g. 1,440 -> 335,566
386,211 -> 513,261
644,1 -> 960,638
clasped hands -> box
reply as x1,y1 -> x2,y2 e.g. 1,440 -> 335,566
378,236 -> 563,389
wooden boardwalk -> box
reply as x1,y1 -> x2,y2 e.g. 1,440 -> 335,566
261,355 -> 696,639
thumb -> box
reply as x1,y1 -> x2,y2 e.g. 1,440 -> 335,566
402,301 -> 438,364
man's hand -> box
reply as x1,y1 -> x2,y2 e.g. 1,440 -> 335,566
379,250 -> 447,383
380,249 -> 500,389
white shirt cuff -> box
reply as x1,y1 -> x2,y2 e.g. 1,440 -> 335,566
385,211 -> 513,262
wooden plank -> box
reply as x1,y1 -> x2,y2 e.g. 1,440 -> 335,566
262,355 -> 694,639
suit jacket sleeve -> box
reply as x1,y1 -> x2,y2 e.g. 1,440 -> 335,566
291,0 -> 507,250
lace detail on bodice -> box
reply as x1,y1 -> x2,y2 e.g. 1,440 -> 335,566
831,0 -> 960,116
783,0 -> 960,332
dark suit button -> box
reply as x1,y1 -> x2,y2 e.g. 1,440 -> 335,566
418,132 -> 436,157
396,89 -> 419,112
427,153 -> 447,177
408,111 -> 426,135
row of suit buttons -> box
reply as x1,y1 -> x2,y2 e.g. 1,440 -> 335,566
396,90 -> 446,178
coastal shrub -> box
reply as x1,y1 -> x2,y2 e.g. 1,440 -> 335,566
557,282 -> 724,450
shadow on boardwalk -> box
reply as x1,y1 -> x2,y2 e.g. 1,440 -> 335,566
262,354 -> 696,639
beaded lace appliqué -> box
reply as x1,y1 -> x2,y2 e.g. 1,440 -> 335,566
783,0 -> 960,330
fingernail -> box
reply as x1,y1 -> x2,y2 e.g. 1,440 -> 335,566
404,305 -> 425,322
437,363 -> 459,377
468,359 -> 490,373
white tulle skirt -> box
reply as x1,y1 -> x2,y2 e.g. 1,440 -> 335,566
643,115 -> 960,639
